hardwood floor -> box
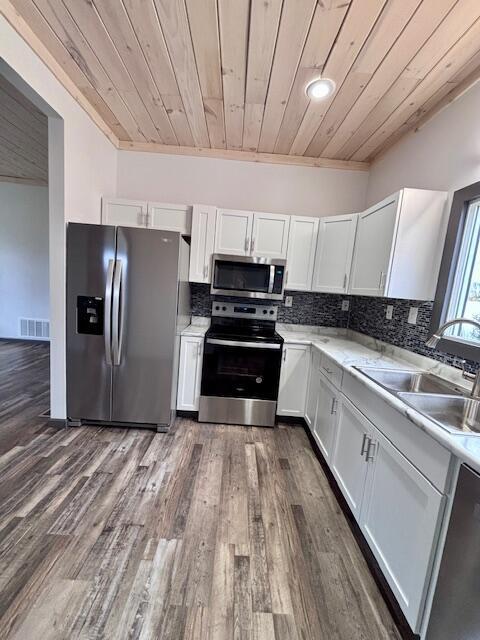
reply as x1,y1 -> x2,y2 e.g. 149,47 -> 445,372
0,340 -> 401,639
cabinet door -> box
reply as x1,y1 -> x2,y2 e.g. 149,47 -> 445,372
360,427 -> 444,632
251,212 -> 290,258
349,196 -> 399,296
313,373 -> 338,463
305,362 -> 318,430
286,216 -> 319,291
312,214 -> 357,293
102,198 -> 147,228
176,336 -> 203,411
147,202 -> 192,234
331,396 -> 371,520
189,205 -> 217,283
277,344 -> 310,417
215,209 -> 253,255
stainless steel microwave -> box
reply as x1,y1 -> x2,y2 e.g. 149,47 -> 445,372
211,254 -> 286,300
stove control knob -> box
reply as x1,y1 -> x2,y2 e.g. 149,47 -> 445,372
215,305 -> 220,311
269,310 -> 275,315
263,309 -> 268,314
222,306 -> 227,311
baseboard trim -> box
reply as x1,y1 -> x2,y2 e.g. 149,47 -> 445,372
303,425 -> 418,640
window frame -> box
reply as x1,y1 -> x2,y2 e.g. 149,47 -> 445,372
431,180 -> 480,360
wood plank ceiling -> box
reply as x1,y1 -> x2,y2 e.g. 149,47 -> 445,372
6,0 -> 480,168
0,73 -> 48,185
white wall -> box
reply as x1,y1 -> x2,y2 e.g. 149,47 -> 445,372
366,81 -> 480,205
1,16 -> 117,419
0,183 -> 49,338
117,151 -> 369,217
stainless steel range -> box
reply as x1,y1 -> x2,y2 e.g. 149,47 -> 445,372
199,302 -> 283,427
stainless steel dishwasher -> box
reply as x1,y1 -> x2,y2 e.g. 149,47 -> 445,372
426,464 -> 480,640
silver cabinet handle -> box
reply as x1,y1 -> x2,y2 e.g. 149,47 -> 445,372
330,397 -> 338,414
145,211 -> 150,227
104,258 -> 115,365
366,439 -> 376,462
323,366 -> 333,375
251,236 -> 255,252
282,348 -> 287,361
244,236 -> 249,252
343,273 -> 348,290
203,264 -> 207,278
361,433 -> 369,456
197,341 -> 202,357
112,259 -> 124,366
378,270 -> 385,289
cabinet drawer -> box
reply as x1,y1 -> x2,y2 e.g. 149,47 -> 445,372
343,371 -> 451,492
319,353 -> 343,390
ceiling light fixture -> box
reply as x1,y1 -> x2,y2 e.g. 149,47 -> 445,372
305,77 -> 336,100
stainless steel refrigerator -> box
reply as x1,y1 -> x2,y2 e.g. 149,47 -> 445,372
66,223 -> 190,430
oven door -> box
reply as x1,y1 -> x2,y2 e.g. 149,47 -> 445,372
211,255 -> 285,300
201,337 -> 282,400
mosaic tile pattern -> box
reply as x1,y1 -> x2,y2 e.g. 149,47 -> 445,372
190,284 -> 350,328
348,296 -> 478,373
189,284 -> 479,372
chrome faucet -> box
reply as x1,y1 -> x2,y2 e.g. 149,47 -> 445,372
426,317 -> 480,398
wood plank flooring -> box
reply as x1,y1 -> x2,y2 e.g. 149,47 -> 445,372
0,340 -> 402,639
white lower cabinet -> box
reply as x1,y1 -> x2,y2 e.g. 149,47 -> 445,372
331,396 -> 372,520
176,336 -> 203,411
313,373 -> 339,462
277,344 -> 310,417
329,394 -> 444,633
360,426 -> 444,632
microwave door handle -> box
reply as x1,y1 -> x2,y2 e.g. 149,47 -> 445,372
104,259 -> 115,365
268,265 -> 275,293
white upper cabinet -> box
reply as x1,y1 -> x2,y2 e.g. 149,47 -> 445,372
102,198 -> 192,235
189,205 -> 217,283
349,189 -> 448,299
215,209 -> 253,255
214,208 -> 290,258
360,425 -> 444,632
102,198 -> 147,228
312,214 -> 357,293
251,212 -> 290,258
286,216 -> 319,291
147,202 -> 192,234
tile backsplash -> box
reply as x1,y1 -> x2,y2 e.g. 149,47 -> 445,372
190,284 -> 350,327
190,283 -> 478,372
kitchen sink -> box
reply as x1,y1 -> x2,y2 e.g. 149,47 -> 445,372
355,367 -> 464,396
398,393 -> 480,435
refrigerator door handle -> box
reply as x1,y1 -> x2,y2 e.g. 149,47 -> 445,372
104,259 -> 115,365
112,258 -> 124,366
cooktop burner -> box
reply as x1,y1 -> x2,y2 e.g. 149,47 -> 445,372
207,302 -> 283,344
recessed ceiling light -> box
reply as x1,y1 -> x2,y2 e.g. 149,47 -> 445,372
305,78 -> 336,100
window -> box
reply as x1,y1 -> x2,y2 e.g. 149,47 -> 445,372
431,181 -> 480,359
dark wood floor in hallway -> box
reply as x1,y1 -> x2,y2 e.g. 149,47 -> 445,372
0,340 -> 401,639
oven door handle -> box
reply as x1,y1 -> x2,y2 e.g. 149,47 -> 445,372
206,338 -> 281,350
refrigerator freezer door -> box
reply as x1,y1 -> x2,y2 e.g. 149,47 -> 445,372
111,227 -> 180,426
66,223 -> 116,421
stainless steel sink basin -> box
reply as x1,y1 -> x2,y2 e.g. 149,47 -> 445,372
356,367 -> 464,396
398,393 -> 480,435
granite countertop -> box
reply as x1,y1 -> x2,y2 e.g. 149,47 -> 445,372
278,323 -> 480,475
181,317 -> 210,337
